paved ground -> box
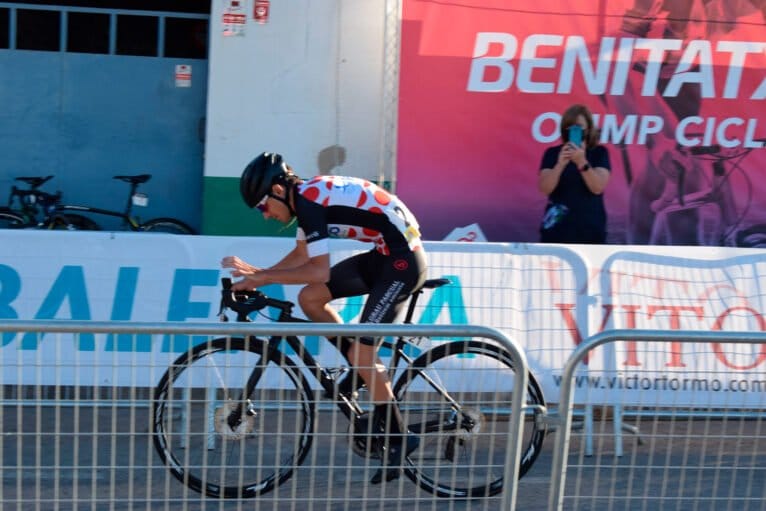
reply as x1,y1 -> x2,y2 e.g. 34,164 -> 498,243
2,398 -> 764,511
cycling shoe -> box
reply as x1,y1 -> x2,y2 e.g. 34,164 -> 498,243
370,433 -> 420,484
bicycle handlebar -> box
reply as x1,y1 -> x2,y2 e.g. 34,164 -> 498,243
687,139 -> 766,158
689,144 -> 720,156
10,185 -> 62,208
220,278 -> 295,319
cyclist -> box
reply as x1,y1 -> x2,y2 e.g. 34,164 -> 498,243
221,152 -> 427,484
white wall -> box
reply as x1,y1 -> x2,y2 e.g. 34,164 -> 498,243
204,0 -> 388,180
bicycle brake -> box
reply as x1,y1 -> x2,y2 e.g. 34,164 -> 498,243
214,401 -> 256,440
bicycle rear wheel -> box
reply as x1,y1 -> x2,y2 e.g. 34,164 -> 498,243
0,210 -> 26,228
393,340 -> 546,498
141,217 -> 196,234
152,337 -> 315,498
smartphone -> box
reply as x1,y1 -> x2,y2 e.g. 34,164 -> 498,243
567,124 -> 583,147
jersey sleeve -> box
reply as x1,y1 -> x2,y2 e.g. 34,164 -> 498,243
295,196 -> 331,258
539,146 -> 560,171
589,145 -> 611,171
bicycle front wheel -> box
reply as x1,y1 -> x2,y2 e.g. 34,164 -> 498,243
152,337 -> 315,498
394,340 -> 546,499
0,210 -> 26,229
141,217 -> 196,234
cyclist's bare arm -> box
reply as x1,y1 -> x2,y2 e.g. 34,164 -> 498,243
228,242 -> 330,290
222,241 -> 309,276
220,256 -> 259,277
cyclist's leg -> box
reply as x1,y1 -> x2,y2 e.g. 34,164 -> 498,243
301,247 -> 428,460
298,251 -> 372,357
344,249 -> 426,401
298,251 -> 377,396
344,249 -> 426,482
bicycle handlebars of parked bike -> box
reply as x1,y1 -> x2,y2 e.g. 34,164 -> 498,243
9,176 -> 62,210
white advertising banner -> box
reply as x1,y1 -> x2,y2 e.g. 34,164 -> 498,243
1,230 -> 764,408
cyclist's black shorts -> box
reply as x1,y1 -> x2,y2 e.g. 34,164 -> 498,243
326,248 -> 427,332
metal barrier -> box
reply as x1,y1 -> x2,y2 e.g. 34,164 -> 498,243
549,329 -> 766,511
0,320 -> 529,511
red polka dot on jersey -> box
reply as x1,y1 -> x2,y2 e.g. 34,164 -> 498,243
325,179 -> 334,190
307,177 -> 322,185
374,190 -> 391,205
369,207 -> 383,214
302,186 -> 320,201
356,192 -> 367,207
348,227 -> 357,237
322,197 -> 329,207
363,228 -> 378,237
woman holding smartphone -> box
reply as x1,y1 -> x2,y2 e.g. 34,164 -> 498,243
537,103 -> 611,244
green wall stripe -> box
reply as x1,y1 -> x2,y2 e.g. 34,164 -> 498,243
201,175 -> 392,236
201,176 -> 296,237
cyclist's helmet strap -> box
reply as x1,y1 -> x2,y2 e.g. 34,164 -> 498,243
270,180 -> 297,217
240,152 -> 289,208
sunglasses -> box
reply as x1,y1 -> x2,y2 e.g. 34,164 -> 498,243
255,194 -> 270,213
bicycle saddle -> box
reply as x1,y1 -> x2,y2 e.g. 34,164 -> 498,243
422,278 -> 451,289
15,175 -> 53,188
113,174 -> 151,184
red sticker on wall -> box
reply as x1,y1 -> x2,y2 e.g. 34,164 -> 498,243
254,0 -> 270,24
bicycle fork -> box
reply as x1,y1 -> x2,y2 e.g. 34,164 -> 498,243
223,337 -> 279,431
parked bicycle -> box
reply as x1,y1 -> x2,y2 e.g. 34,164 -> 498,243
152,277 -> 547,499
0,175 -> 98,230
649,141 -> 766,247
0,174 -> 195,234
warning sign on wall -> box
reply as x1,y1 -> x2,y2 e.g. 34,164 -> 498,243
254,0 -> 270,24
175,64 -> 192,88
223,0 -> 247,36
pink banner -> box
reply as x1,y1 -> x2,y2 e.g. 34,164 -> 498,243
397,0 -> 766,245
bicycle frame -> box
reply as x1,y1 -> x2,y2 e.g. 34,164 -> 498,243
54,178 -> 145,230
4,177 -> 62,226
55,203 -> 141,230
221,277 -> 460,433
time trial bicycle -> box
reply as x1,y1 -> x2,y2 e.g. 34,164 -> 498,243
152,277 -> 547,499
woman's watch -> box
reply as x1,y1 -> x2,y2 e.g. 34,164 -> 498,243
579,162 -> 591,172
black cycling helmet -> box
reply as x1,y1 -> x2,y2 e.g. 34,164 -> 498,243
240,152 -> 289,208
